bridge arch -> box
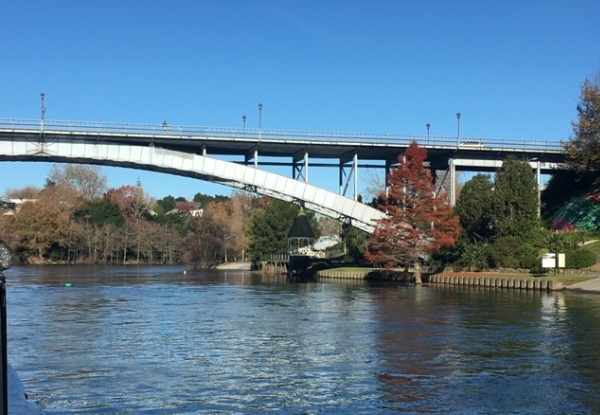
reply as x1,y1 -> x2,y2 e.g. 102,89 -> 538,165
0,140 -> 386,233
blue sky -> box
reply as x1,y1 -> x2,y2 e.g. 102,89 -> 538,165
1,1 -> 599,200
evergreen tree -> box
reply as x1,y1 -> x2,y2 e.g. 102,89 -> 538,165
454,173 -> 494,241
76,198 -> 125,227
488,157 -> 547,268
245,198 -> 320,265
157,195 -> 177,213
340,224 -> 368,263
493,157 -> 540,239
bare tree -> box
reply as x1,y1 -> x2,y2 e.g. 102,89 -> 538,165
49,164 -> 108,199
5,186 -> 41,199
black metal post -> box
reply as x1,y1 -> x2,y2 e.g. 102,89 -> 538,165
456,112 -> 461,147
0,274 -> 7,415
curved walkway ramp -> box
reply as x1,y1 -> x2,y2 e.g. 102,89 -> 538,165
0,140 -> 386,233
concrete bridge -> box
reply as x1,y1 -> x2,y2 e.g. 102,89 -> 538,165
0,118 -> 566,233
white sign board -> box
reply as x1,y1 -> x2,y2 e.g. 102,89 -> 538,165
542,252 -> 566,269
557,253 -> 566,268
542,253 -> 556,268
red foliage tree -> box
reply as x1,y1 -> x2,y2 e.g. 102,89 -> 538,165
364,141 -> 460,283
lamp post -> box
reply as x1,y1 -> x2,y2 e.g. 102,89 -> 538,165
256,103 -> 263,168
40,92 -> 46,133
456,112 -> 461,147
0,240 -> 12,415
242,115 -> 246,129
426,123 -> 430,144
258,103 -> 263,145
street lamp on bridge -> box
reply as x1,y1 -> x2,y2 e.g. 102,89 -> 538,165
426,123 -> 430,144
40,92 -> 46,132
258,103 -> 263,145
456,112 -> 461,147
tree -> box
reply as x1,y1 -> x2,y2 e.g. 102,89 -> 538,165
156,195 -> 177,213
453,158 -> 548,271
5,186 -> 41,199
341,224 -> 369,263
183,203 -> 229,267
492,157 -> 541,239
105,185 -> 149,263
364,142 -> 460,282
9,184 -> 81,261
245,198 -> 319,265
48,164 -> 108,199
193,192 -> 230,206
564,75 -> 600,180
245,199 -> 300,264
181,192 -> 251,267
318,216 -> 342,237
75,198 -> 125,227
454,173 -> 494,241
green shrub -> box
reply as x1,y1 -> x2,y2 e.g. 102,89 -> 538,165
565,249 -> 597,269
530,263 -> 549,275
459,243 -> 492,271
514,243 -> 538,269
491,236 -> 521,268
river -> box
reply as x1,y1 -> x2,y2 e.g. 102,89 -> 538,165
5,265 -> 600,414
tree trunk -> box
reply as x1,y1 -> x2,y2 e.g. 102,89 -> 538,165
414,261 -> 422,284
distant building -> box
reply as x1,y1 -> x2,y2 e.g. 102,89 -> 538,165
0,197 -> 37,215
165,201 -> 203,217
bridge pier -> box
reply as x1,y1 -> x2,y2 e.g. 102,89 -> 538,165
292,150 -> 309,182
339,151 -> 358,201
449,157 -> 456,206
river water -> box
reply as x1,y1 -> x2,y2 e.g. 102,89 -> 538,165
5,265 -> 600,414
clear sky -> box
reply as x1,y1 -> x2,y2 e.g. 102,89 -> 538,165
1,1 -> 599,200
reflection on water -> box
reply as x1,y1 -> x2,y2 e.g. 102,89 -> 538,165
6,266 -> 600,414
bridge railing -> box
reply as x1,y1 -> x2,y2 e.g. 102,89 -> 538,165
0,117 -> 564,153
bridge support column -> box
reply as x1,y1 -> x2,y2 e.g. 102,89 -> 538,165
449,157 -> 456,206
339,152 -> 358,201
535,160 -> 541,217
244,147 -> 259,169
293,150 -> 309,183
435,168 -> 450,198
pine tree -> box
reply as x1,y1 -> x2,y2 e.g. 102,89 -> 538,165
455,173 -> 495,241
364,141 -> 460,283
493,157 -> 540,239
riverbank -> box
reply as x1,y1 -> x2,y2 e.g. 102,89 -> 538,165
316,267 -> 600,293
213,263 -> 600,294
563,275 -> 600,293
432,271 -> 600,292
215,261 -> 252,270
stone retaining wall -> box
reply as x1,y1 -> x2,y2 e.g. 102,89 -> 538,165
317,270 -> 564,291
317,270 -> 370,280
427,274 -> 563,291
